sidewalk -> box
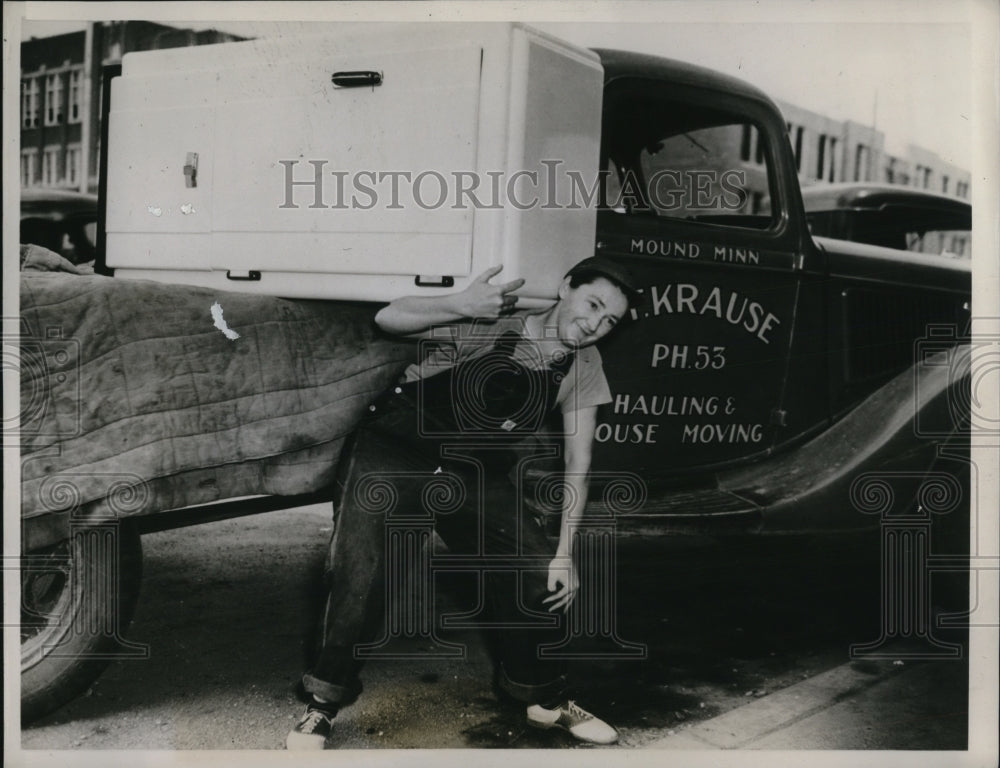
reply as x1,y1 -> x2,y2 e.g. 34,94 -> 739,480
644,654 -> 969,750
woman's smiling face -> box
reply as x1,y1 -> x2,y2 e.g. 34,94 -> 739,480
554,276 -> 630,349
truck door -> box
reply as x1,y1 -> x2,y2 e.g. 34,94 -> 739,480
589,78 -> 805,481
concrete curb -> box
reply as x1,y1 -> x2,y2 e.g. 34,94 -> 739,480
643,657 -> 912,749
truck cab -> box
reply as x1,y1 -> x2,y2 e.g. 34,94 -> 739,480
573,50 -> 970,533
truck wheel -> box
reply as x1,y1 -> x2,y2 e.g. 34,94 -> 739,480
20,522 -> 143,723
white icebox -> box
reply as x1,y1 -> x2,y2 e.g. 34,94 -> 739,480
105,23 -> 604,305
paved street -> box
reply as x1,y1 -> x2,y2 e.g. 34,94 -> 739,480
19,503 -> 970,752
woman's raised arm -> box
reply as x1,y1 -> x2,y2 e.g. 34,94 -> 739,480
374,265 -> 525,335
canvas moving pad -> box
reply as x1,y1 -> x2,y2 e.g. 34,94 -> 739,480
19,272 -> 414,523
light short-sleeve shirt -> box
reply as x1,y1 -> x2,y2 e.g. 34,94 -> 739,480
400,312 -> 611,413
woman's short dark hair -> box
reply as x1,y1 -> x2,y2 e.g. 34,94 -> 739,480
568,269 -> 640,309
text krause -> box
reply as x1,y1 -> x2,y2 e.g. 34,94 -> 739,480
630,283 -> 782,344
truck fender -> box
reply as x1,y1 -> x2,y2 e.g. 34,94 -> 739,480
719,346 -> 970,534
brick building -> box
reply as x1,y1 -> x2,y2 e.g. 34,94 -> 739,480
20,21 -> 245,193
776,99 -> 971,199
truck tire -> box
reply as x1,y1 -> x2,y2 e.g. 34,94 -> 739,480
20,522 -> 143,723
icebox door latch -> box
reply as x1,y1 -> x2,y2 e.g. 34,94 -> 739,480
415,275 -> 455,288
226,270 -> 261,281
183,152 -> 198,188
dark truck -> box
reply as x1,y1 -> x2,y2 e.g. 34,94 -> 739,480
19,45 -> 971,721
799,181 -> 972,257
19,188 -> 99,266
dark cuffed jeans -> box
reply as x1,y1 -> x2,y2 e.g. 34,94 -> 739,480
302,406 -> 568,707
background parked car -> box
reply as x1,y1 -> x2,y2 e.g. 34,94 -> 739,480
20,188 -> 99,266
798,182 -> 971,258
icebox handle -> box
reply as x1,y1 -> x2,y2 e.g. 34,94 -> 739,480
331,71 -> 383,89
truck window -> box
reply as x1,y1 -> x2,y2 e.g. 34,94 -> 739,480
601,82 -> 777,232
635,122 -> 773,229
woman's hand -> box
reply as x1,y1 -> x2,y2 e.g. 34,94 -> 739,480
373,265 -> 526,335
454,265 -> 525,318
543,553 -> 579,613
